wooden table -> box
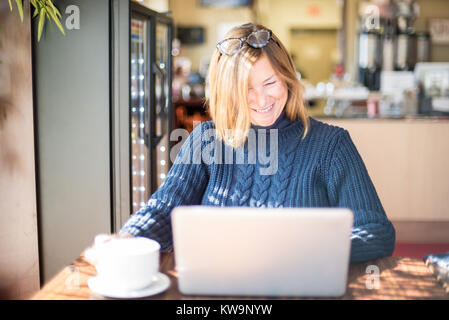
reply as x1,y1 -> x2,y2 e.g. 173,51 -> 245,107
32,253 -> 448,300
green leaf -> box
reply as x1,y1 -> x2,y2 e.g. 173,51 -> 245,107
9,0 -> 66,40
32,7 -> 39,19
15,0 -> 24,22
44,10 -> 54,32
37,9 -> 46,42
45,5 -> 65,35
46,1 -> 62,18
30,0 -> 38,12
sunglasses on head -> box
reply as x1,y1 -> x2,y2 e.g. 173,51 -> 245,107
216,29 -> 273,56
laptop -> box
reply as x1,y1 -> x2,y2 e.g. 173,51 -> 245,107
171,206 -> 353,297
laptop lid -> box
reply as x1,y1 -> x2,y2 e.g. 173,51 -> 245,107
171,206 -> 353,297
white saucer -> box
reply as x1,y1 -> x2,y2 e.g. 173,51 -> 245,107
88,273 -> 170,299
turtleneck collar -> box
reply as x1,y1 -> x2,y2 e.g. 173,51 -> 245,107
250,108 -> 291,130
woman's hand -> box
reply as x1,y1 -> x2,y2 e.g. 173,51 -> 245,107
84,233 -> 134,265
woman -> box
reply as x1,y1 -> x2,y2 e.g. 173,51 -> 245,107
118,23 -> 395,263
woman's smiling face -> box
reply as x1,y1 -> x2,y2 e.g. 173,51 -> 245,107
247,54 -> 288,126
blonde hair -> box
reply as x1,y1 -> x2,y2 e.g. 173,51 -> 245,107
207,23 -> 310,148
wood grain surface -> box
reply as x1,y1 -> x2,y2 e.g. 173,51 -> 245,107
32,252 -> 448,300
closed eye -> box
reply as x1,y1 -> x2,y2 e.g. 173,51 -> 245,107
264,81 -> 276,86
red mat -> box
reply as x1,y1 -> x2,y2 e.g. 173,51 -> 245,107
393,242 -> 449,259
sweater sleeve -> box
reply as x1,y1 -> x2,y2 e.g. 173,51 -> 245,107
326,129 -> 396,264
119,123 -> 209,251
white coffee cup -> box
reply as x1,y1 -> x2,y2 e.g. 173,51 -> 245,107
93,237 -> 161,291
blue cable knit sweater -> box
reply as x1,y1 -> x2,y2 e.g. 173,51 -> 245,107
120,111 -> 396,263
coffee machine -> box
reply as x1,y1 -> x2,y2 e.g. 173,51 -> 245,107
393,0 -> 419,71
358,0 -> 424,90
358,28 -> 382,91
358,1 -> 394,90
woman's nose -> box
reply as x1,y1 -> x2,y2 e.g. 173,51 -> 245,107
249,88 -> 266,108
